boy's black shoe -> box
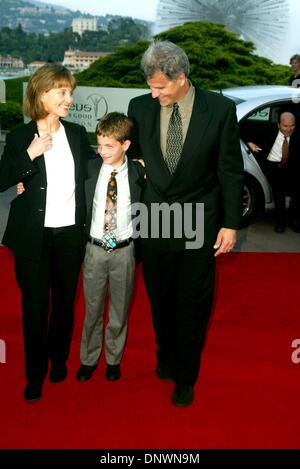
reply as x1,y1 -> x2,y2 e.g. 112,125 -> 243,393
106,364 -> 121,381
76,364 -> 97,382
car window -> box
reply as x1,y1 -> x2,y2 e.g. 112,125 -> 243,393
247,107 -> 271,122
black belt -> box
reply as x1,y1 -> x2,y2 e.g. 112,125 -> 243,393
267,160 -> 287,169
88,235 -> 132,250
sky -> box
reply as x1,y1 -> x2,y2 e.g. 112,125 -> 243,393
43,0 -> 159,21
41,0 -> 299,64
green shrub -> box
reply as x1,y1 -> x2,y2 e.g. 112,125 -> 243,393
5,76 -> 29,103
0,100 -> 23,130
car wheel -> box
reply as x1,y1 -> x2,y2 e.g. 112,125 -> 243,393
242,173 -> 264,226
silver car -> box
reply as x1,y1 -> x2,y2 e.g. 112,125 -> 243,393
220,85 -> 300,225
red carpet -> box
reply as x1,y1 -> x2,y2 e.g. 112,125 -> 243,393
0,246 -> 300,449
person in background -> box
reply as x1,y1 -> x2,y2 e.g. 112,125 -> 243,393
0,63 -> 94,402
128,40 -> 244,407
289,54 -> 300,87
76,112 -> 145,383
245,112 -> 300,233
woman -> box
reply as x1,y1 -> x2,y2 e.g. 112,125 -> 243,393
289,54 -> 300,87
0,63 -> 94,402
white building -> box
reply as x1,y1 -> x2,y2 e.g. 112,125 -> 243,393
72,17 -> 98,36
27,61 -> 47,73
0,55 -> 24,69
63,50 -> 109,72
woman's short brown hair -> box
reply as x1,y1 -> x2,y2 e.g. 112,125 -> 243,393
23,63 -> 76,121
290,54 -> 300,64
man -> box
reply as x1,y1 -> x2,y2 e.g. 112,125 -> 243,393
127,40 -> 244,407
245,112 -> 299,233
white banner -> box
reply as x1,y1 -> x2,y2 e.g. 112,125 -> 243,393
23,84 -> 148,132
0,80 -> 5,103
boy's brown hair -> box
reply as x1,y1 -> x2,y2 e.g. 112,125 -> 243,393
96,112 -> 133,142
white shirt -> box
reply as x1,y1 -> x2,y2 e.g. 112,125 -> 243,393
90,157 -> 132,241
43,123 -> 76,227
267,131 -> 290,163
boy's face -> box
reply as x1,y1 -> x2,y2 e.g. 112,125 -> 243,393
97,134 -> 130,168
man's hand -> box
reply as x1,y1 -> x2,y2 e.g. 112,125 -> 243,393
27,133 -> 53,161
247,142 -> 262,153
213,228 -> 237,257
132,158 -> 146,178
132,158 -> 145,167
16,182 -> 25,195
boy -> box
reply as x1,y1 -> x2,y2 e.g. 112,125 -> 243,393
76,112 -> 145,382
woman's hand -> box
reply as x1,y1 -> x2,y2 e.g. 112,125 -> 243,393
27,133 -> 53,161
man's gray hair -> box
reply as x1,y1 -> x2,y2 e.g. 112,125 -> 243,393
141,40 -> 190,80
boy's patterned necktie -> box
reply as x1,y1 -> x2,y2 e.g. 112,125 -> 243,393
102,170 -> 118,251
165,102 -> 183,174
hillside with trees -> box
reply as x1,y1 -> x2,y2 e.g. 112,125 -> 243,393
1,22 -> 291,131
1,0 -> 75,33
76,22 -> 290,90
0,0 -> 150,35
0,19 -> 150,64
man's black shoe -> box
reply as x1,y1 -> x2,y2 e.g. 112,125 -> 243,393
105,364 -> 121,381
172,386 -> 194,407
49,363 -> 67,383
156,362 -> 172,381
24,380 -> 43,402
76,364 -> 97,382
274,224 -> 285,233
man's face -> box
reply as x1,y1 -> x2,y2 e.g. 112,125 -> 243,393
146,71 -> 187,106
278,115 -> 295,137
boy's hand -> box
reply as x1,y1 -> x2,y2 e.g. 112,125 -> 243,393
17,182 -> 25,195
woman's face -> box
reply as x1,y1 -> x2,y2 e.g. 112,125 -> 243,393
40,85 -> 73,118
291,59 -> 300,74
